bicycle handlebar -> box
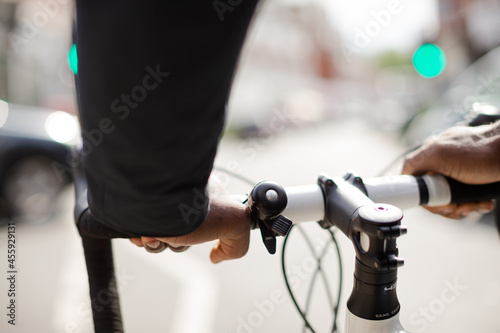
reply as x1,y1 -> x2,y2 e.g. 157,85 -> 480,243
265,174 -> 500,225
74,104 -> 500,333
247,172 -> 500,330
75,162 -> 500,333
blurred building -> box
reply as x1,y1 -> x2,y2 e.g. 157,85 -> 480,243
0,2 -> 17,101
244,0 -> 341,79
0,0 -> 74,112
227,0 -> 365,130
437,0 -> 500,75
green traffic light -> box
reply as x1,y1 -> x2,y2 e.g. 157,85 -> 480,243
68,43 -> 78,75
412,43 -> 446,78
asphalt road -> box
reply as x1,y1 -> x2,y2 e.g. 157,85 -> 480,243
0,118 -> 499,333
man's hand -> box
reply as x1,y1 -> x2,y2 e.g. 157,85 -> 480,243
130,177 -> 251,263
402,122 -> 500,219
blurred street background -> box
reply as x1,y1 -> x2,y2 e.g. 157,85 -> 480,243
1,0 -> 500,332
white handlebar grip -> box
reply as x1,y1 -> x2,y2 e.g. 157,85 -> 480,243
364,175 -> 421,210
421,174 -> 451,206
282,185 -> 325,223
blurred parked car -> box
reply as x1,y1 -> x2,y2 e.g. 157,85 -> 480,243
0,99 -> 79,222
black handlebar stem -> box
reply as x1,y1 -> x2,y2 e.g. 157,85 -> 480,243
318,173 -> 406,321
347,258 -> 401,321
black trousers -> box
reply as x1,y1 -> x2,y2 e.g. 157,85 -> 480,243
75,0 -> 259,236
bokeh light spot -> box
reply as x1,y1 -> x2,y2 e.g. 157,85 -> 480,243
45,111 -> 79,143
68,44 -> 78,75
412,43 -> 446,78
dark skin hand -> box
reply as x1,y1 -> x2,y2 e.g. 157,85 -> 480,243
402,122 -> 500,219
130,177 -> 252,263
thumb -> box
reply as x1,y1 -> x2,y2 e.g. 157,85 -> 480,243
210,241 -> 225,264
210,238 -> 249,264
